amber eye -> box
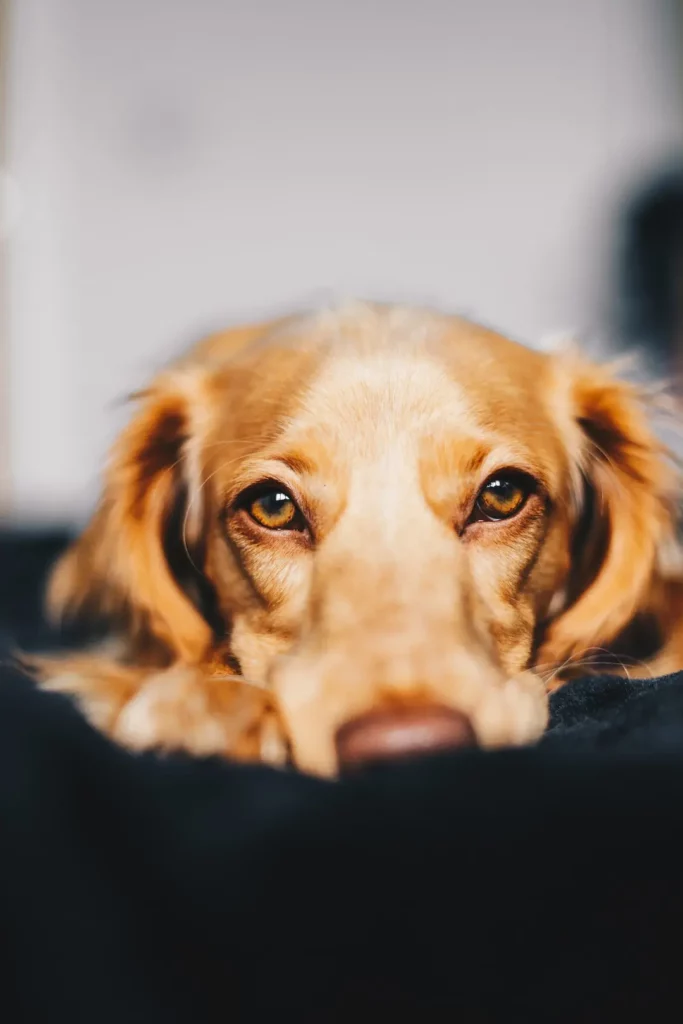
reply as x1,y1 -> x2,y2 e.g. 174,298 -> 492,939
474,474 -> 530,522
247,489 -> 301,530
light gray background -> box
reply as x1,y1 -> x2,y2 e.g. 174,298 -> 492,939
4,0 -> 682,522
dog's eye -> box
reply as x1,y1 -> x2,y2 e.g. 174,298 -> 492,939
247,489 -> 302,530
473,474 -> 530,522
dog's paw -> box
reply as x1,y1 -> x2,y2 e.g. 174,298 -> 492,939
469,671 -> 549,748
36,651 -> 141,733
113,665 -> 288,765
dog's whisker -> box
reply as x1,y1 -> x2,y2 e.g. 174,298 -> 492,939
536,645 -> 656,688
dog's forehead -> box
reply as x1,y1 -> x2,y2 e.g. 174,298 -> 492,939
271,304 -> 556,439
205,304 -> 565,484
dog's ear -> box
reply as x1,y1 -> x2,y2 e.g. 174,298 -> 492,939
539,354 -> 680,666
47,369 -> 216,663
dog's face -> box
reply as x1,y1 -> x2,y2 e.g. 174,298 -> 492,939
50,306 -> 678,774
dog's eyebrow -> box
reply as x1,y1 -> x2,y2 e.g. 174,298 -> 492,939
420,437 -> 491,485
227,454 -> 319,500
467,436 -> 550,483
461,446 -> 489,477
268,452 -> 318,477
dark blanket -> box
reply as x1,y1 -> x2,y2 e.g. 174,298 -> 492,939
3,531 -> 683,1022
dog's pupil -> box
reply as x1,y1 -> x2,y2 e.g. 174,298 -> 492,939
484,478 -> 522,513
264,493 -> 289,513
257,492 -> 292,521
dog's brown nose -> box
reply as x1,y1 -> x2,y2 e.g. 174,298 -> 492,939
335,705 -> 476,773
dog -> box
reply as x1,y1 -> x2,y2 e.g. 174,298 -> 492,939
36,303 -> 683,776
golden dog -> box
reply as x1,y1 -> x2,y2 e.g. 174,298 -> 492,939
37,304 -> 683,775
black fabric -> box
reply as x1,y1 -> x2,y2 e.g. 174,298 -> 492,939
3,531 -> 683,1021
0,528 -> 82,653
617,164 -> 683,369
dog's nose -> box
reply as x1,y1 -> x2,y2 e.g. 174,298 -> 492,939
335,705 -> 476,773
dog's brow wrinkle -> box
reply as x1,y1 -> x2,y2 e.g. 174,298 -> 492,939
274,453 -> 317,476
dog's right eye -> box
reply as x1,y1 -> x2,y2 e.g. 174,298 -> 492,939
246,488 -> 304,531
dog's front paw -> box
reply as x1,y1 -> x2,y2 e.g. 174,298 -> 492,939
113,665 -> 288,765
469,671 -> 549,749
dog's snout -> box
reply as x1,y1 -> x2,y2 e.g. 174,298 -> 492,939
335,704 -> 476,772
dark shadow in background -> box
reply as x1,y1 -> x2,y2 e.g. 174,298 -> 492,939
615,163 -> 683,380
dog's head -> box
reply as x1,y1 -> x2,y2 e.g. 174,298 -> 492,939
49,305 -> 680,773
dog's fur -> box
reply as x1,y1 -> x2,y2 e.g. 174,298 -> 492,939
36,303 -> 683,775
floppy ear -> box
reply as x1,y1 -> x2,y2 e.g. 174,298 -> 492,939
47,368 -> 216,664
539,355 -> 680,666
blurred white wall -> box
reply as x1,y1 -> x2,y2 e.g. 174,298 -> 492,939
3,0 -> 683,522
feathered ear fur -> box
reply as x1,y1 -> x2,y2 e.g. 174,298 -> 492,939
539,351 -> 681,667
47,368 -> 217,664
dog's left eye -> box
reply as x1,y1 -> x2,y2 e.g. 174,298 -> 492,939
247,489 -> 303,530
472,473 -> 531,522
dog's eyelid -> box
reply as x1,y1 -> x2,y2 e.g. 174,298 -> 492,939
225,457 -> 310,506
479,466 -> 540,490
227,478 -> 297,514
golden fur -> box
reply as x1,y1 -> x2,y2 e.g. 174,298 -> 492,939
36,303 -> 683,775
